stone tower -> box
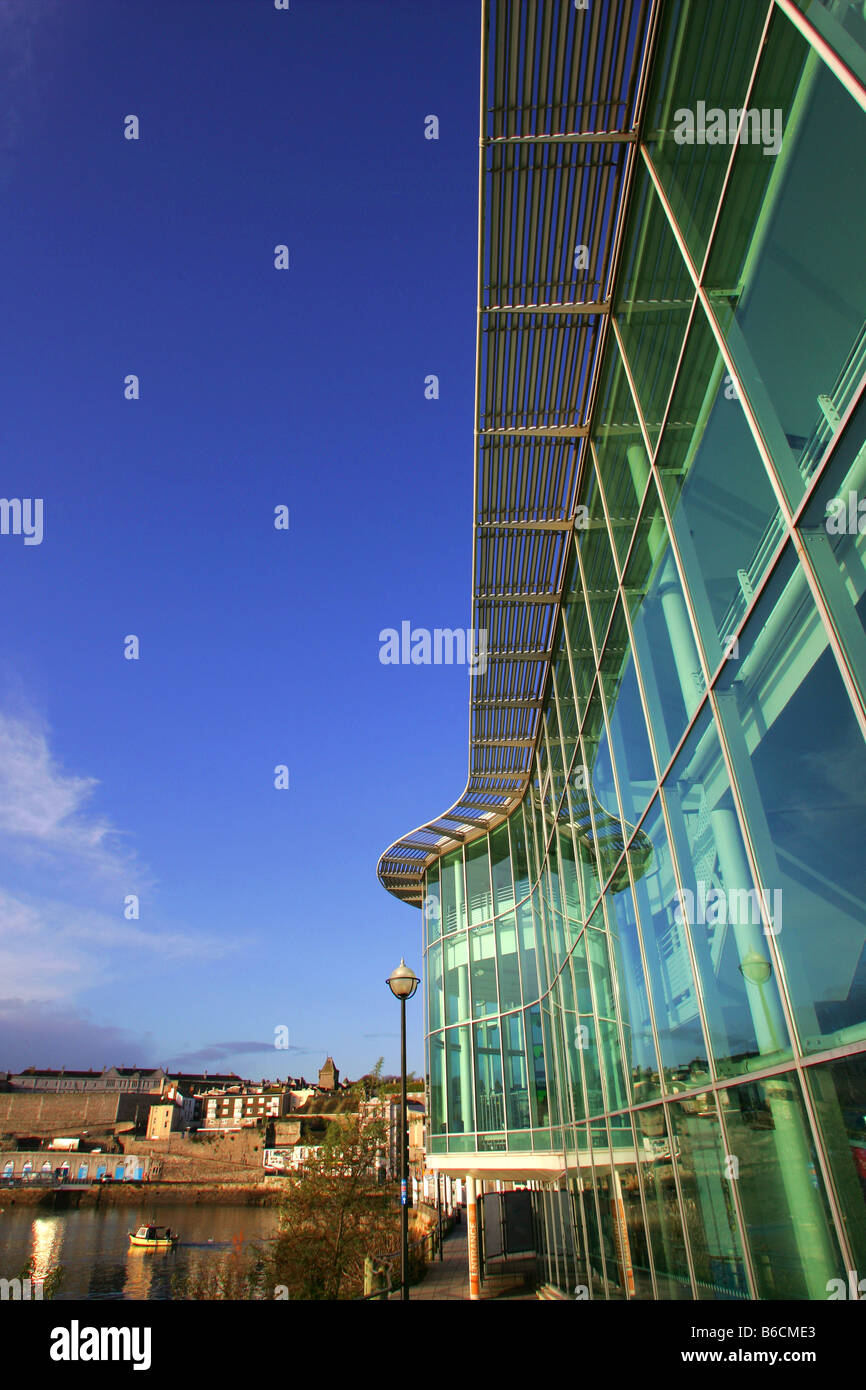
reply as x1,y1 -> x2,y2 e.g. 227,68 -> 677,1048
318,1057 -> 339,1091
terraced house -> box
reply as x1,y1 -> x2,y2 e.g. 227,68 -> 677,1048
378,0 -> 866,1300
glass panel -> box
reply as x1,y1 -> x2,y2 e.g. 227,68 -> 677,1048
545,691 -> 567,812
643,0 -> 771,268
429,1034 -> 446,1134
634,1104 -> 693,1298
469,924 -> 498,1019
556,823 -> 583,942
517,896 -> 541,1003
445,1026 -> 473,1135
615,161 -> 695,446
724,1073 -> 846,1299
631,796 -> 710,1088
589,1154 -> 633,1301
490,824 -> 514,915
495,913 -> 521,1011
625,477 -> 704,769
592,335 -> 650,571
706,11 -> 866,494
440,850 -> 465,935
804,1053 -> 866,1279
608,871 -> 662,1103
788,0 -> 866,81
562,553 -> 597,712
580,688 -> 628,896
663,705 -> 792,1078
656,303 -> 783,674
578,474 -> 619,652
511,805 -> 531,903
465,837 -> 493,925
668,1098 -> 749,1300
502,1010 -> 531,1131
526,1004 -> 550,1128
801,387 -> 866,694
558,961 -> 586,1123
614,1119 -> 655,1299
427,940 -> 443,1034
553,645 -> 579,782
541,998 -> 563,1130
425,861 -> 441,943
716,546 -> 866,1055
474,1022 -> 504,1132
443,933 -> 469,1026
601,599 -> 658,824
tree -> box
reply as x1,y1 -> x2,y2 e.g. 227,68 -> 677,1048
173,1066 -> 401,1301
264,1090 -> 397,1299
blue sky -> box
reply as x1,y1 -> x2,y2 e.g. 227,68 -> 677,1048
0,0 -> 480,1081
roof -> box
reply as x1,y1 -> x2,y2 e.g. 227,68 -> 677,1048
293,1094 -> 356,1116
377,0 -> 659,905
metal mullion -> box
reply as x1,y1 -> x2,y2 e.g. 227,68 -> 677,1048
694,1 -> 775,285
775,0 -> 866,114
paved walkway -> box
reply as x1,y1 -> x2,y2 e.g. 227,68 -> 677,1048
410,1224 -> 471,1300
406,1224 -> 536,1301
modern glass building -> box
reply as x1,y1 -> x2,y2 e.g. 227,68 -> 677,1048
379,0 -> 866,1299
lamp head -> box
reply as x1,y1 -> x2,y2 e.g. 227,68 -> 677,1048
387,958 -> 419,1000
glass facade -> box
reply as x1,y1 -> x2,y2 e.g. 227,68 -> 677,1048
416,0 -> 866,1299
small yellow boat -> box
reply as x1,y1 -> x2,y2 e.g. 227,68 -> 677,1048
128,1224 -> 178,1249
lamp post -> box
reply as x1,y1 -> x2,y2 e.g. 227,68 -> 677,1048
387,957 -> 419,1302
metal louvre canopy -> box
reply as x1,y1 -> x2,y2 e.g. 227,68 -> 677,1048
378,0 -> 659,907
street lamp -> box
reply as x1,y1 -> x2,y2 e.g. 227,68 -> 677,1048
387,957 -> 419,1302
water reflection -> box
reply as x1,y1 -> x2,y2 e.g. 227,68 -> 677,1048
0,1204 -> 278,1300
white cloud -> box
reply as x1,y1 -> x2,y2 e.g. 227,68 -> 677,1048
0,714 -> 127,868
0,713 -> 235,1005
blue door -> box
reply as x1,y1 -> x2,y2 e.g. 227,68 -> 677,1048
114,1163 -> 124,1180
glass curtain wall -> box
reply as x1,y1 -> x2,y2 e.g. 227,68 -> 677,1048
423,0 -> 866,1298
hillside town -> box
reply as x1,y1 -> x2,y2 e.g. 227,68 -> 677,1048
0,1058 -> 439,1204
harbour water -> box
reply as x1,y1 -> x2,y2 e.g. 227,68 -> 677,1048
0,1203 -> 280,1300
